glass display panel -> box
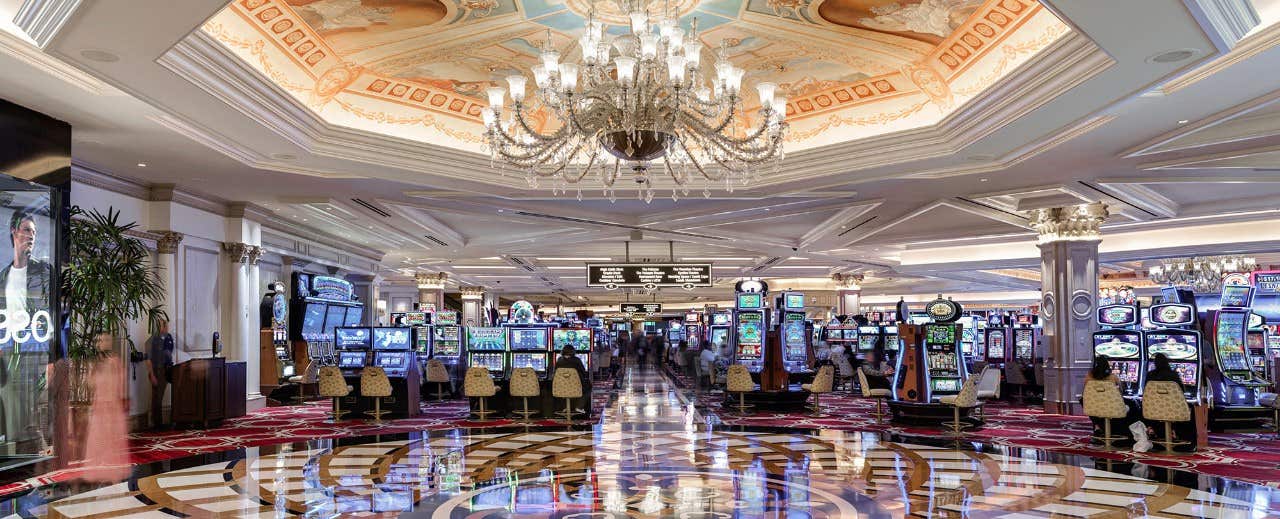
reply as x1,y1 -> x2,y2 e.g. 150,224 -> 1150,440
553,329 -> 591,351
335,327 -> 371,349
372,327 -> 412,351
468,328 -> 507,350
1093,332 -> 1141,359
1146,332 -> 1199,360
511,352 -> 547,372
509,328 -> 549,351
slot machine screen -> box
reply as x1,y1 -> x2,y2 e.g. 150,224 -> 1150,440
1215,312 -> 1249,371
1220,285 -> 1253,308
712,313 -> 731,326
373,327 -> 412,351
471,352 -> 505,372
784,322 -> 806,356
324,305 -> 347,337
932,378 -> 960,393
986,330 -> 1005,360
737,293 -> 763,310
338,351 -> 366,369
553,329 -> 591,351
1247,331 -> 1265,350
402,311 -> 428,326
1110,361 -> 1140,383
1146,333 -> 1199,360
433,339 -> 460,356
1097,305 -> 1138,327
857,333 -> 877,352
434,326 -> 460,341
710,327 -> 729,348
302,303 -> 326,339
928,352 -> 957,375
827,328 -> 842,341
1171,363 -> 1198,386
468,328 -> 508,350
784,293 -> 805,310
1014,329 -> 1034,359
509,328 -> 549,351
414,328 -> 429,353
1150,304 -> 1194,327
1093,332 -> 1140,359
374,351 -> 408,371
344,306 -> 363,326
335,327 -> 371,350
925,324 -> 956,345
511,352 -> 547,372
737,312 -> 763,348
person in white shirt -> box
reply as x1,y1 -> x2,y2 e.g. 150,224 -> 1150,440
699,344 -> 719,389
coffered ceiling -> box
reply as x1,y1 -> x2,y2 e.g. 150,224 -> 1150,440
4,0 -> 1280,305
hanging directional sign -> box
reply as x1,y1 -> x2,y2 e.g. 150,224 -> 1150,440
587,263 -> 713,290
620,303 -> 663,314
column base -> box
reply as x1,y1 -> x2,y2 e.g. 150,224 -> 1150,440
1044,400 -> 1082,415
247,394 -> 267,413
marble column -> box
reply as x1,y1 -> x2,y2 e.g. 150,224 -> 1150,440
832,273 -> 863,316
416,272 -> 447,313
1030,202 -> 1108,415
349,274 -> 382,326
223,240 -> 264,410
460,286 -> 484,327
153,231 -> 183,324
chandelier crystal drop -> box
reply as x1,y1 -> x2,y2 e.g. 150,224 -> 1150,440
481,0 -> 788,201
1148,255 -> 1258,293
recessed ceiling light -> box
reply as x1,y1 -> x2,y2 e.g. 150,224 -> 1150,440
536,257 -> 612,261
498,209 -> 505,212
966,154 -> 994,161
1147,49 -> 1198,63
136,162 -> 147,167
80,49 -> 120,62
979,178 -> 988,182
271,153 -> 297,161
1177,119 -> 1189,124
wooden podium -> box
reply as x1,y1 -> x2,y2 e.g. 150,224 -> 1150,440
172,358 -> 247,428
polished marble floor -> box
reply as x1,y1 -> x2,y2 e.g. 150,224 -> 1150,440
6,367 -> 1280,518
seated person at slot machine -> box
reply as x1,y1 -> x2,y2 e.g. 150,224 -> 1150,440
555,345 -> 592,417
1142,353 -> 1198,451
1083,357 -> 1140,445
861,348 -> 894,390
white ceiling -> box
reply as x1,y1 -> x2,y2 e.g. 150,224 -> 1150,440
4,0 -> 1280,305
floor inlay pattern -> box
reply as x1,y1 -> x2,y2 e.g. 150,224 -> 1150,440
17,429 -> 1280,518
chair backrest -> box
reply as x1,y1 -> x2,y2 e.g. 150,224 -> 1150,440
811,365 -> 834,393
302,360 -> 320,384
834,355 -> 854,377
1004,362 -> 1028,385
552,368 -> 583,399
464,367 -> 497,397
509,367 -> 541,397
318,366 -> 349,397
726,364 -> 755,392
951,376 -> 979,407
1142,380 -> 1190,422
1082,380 -> 1128,419
977,366 -> 1002,396
425,359 -> 450,383
856,366 -> 873,397
360,366 -> 393,397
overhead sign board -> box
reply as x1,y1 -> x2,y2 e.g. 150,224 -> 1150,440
620,303 -> 663,314
1252,271 -> 1280,294
587,263 -> 713,290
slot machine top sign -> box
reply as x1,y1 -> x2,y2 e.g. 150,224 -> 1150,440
924,296 -> 962,323
587,263 -> 712,290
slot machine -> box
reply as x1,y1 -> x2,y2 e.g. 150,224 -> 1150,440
553,328 -> 593,373
972,316 -> 988,362
1012,314 -> 1039,363
1246,313 -> 1268,382
289,273 -> 362,369
920,296 -> 967,401
684,312 -> 702,345
667,321 -> 684,344
1205,284 -> 1270,419
732,284 -> 768,373
883,325 -> 900,360
369,327 -> 421,417
334,326 -> 372,377
1092,304 -> 1144,397
259,282 -> 293,388
856,326 -> 880,354
708,312 -> 732,350
467,327 -> 509,379
402,311 -> 431,371
509,326 -> 552,378
431,310 -> 463,369
1143,303 -> 1203,401
778,291 -> 812,375
985,313 -> 1009,365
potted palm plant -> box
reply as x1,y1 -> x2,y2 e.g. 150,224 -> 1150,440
61,207 -> 167,404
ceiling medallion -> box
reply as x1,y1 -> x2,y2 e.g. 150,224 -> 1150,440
481,1 -> 788,203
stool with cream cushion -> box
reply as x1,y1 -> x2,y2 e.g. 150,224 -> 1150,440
939,376 -> 979,435
360,366 -> 393,421
725,364 -> 755,414
1083,379 -> 1129,450
1142,380 -> 1191,452
317,366 -> 352,422
292,360 -> 320,402
857,367 -> 891,423
974,365 -> 1002,421
801,365 -> 835,417
552,368 -> 584,422
509,367 -> 542,421
424,359 -> 452,400
464,367 -> 498,419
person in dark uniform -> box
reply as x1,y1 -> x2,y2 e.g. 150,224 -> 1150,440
554,345 -> 591,417
144,320 -> 175,429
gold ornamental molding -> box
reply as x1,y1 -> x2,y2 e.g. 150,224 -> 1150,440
155,231 -> 184,254
1028,202 -> 1108,244
416,272 -> 448,290
832,273 -> 864,290
459,285 -> 484,300
224,242 -> 264,264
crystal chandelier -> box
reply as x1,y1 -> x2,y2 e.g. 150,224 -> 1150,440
1148,255 -> 1258,293
481,1 -> 788,202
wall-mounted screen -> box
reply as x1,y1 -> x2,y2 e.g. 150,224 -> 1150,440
372,327 -> 412,351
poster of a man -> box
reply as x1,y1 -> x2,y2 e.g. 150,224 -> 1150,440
0,197 -> 54,452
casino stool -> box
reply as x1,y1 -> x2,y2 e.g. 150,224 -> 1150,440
1142,381 -> 1192,453
552,368 -> 584,423
425,359 -> 452,400
464,367 -> 498,419
1083,380 -> 1129,450
1263,393 -> 1280,437
800,365 -> 835,418
509,367 -> 541,421
974,365 -> 1002,421
292,360 -> 320,403
857,367 -> 891,424
940,376 -> 980,436
725,365 -> 755,414
317,366 -> 352,422
360,367 -> 394,422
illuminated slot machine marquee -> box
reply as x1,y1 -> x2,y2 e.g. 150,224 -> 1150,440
371,327 -> 414,378
985,314 -> 1007,363
432,310 -> 463,365
1144,303 -> 1202,401
400,311 -> 430,354
857,326 -> 880,352
553,328 -> 593,373
1092,304 -> 1143,397
734,290 -> 766,372
921,296 -> 966,401
684,312 -> 701,343
467,327 -> 509,378
509,327 -> 552,377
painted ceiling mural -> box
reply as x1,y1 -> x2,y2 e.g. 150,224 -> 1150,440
204,0 -> 1068,153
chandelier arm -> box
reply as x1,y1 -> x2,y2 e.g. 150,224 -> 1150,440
563,151 -> 599,184
510,104 -> 572,143
492,133 -> 567,166
675,136 -> 728,182
530,139 -> 582,178
662,154 -> 687,186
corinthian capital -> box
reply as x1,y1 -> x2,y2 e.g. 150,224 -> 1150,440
1028,202 -> 1108,244
154,231 -> 184,254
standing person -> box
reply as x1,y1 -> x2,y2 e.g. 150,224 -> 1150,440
653,334 -> 665,368
636,332 -> 648,367
554,345 -> 591,418
674,340 -> 687,377
77,332 -> 129,483
144,320 -> 176,430
1144,353 -> 1197,451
